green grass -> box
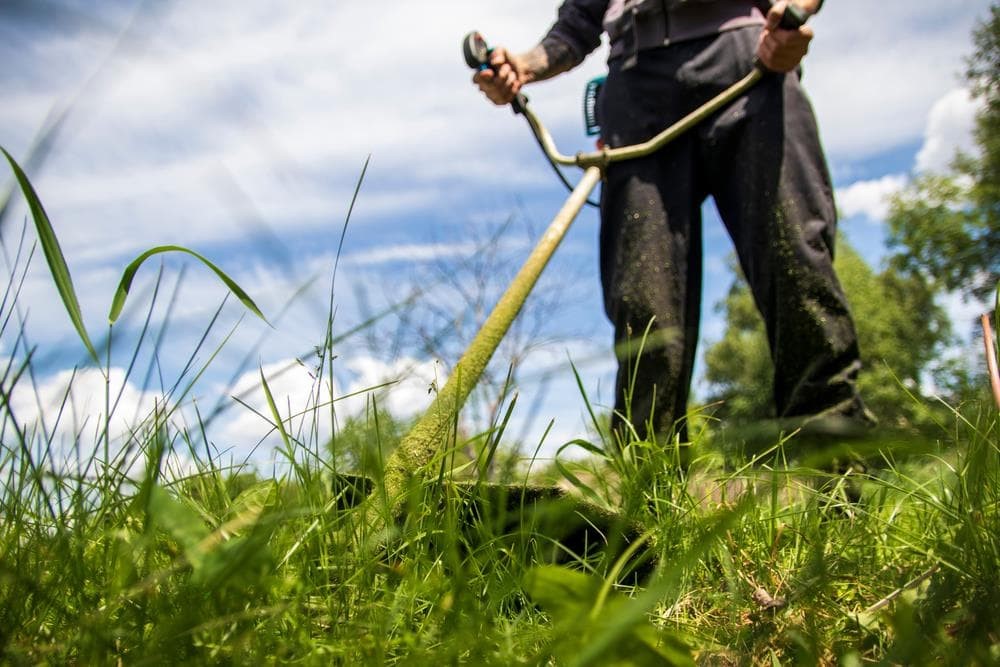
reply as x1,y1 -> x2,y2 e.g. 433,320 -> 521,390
2,152 -> 999,665
3,291 -> 999,666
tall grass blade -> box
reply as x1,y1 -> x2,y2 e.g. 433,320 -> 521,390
569,358 -> 606,443
109,245 -> 268,325
329,154 -> 370,302
148,485 -> 210,569
555,439 -> 611,509
259,366 -> 294,456
524,564 -> 696,666
567,500 -> 750,667
1,147 -> 98,364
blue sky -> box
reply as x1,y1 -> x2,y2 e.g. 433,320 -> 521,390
0,0 -> 992,467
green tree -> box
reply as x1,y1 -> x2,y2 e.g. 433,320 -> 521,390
703,238 -> 954,430
886,5 -> 1000,302
835,242 -> 954,429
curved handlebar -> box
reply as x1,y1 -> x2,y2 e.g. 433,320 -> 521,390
519,68 -> 763,170
465,1 -> 808,170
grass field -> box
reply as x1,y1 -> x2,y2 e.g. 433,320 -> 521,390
2,289 -> 998,665
1,151 -> 999,665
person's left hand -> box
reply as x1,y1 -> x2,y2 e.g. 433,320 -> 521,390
756,1 -> 814,72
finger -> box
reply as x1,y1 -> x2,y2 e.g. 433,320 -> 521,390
489,47 -> 509,68
756,41 -> 776,69
501,67 -> 520,90
481,82 -> 510,104
484,78 -> 517,103
766,0 -> 788,30
492,86 -> 515,104
756,38 -> 793,72
774,26 -> 813,48
474,76 -> 507,104
759,26 -> 811,65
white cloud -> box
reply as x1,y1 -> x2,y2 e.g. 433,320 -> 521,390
4,365 -> 192,476
342,356 -> 444,419
916,87 -> 981,173
836,173 -> 908,222
939,290 -> 988,343
806,1 -> 990,160
210,354 -> 445,455
8,367 -> 157,439
213,358 -> 336,453
4,1 -> 585,267
919,289 -> 988,398
834,83 -> 981,224
344,242 -> 478,267
4,0 -> 986,270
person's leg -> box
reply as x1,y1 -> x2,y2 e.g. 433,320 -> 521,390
703,30 -> 867,420
598,50 -> 710,443
600,151 -> 704,442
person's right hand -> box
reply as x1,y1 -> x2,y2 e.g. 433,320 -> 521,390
472,47 -> 527,106
756,1 -> 814,72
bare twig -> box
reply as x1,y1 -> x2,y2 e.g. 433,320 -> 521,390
863,564 -> 941,615
982,313 -> 1000,411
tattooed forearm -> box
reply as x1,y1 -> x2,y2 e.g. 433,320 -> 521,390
517,37 -> 582,83
541,36 -> 583,76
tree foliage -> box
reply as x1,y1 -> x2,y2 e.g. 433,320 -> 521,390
704,238 -> 955,428
834,241 -> 955,429
886,5 -> 1000,302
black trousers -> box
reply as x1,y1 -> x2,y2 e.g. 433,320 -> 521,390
597,26 -> 864,440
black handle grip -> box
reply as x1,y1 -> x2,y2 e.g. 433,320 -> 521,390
777,3 -> 808,30
463,30 -> 529,115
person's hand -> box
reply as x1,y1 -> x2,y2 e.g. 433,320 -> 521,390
756,1 -> 814,72
472,47 -> 529,106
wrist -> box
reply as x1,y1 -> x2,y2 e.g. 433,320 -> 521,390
506,37 -> 580,88
510,52 -> 538,85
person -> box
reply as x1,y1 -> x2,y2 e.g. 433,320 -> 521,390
473,0 -> 873,446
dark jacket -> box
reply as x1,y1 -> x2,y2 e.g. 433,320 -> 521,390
545,0 -> 807,65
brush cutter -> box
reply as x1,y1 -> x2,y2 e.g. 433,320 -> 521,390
343,4 -> 808,573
